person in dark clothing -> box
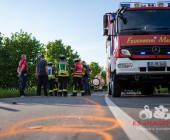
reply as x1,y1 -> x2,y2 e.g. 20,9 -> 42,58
36,54 -> 48,96
82,61 -> 92,95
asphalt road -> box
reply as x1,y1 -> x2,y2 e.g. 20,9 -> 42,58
0,91 -> 170,140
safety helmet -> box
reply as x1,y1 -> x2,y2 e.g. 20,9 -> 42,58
74,58 -> 81,62
48,62 -> 53,65
59,55 -> 66,60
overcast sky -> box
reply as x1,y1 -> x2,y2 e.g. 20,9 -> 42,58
0,0 -> 157,67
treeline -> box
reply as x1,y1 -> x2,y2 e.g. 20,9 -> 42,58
0,30 -> 106,90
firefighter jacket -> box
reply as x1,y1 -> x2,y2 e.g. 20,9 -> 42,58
48,66 -> 55,79
58,61 -> 69,77
71,63 -> 85,77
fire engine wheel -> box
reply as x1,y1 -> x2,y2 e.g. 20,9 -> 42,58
141,87 -> 154,95
108,83 -> 112,95
111,79 -> 121,97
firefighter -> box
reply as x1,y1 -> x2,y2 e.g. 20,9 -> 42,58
71,58 -> 85,96
58,55 -> 69,97
47,62 -> 56,96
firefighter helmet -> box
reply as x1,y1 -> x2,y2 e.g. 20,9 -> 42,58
74,58 -> 81,62
47,62 -> 53,65
59,55 -> 66,60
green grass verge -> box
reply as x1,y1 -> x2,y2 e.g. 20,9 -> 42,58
1,86 -> 168,99
0,89 -> 20,98
0,89 -> 39,98
0,88 -> 74,99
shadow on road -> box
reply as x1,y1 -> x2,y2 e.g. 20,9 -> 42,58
0,106 -> 20,112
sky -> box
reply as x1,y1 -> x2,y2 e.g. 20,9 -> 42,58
0,0 -> 157,67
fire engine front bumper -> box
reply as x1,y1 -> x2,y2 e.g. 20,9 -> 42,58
116,58 -> 170,75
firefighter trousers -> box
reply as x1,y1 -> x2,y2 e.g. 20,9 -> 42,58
48,79 -> 55,96
72,77 -> 85,96
58,76 -> 68,96
53,80 -> 58,96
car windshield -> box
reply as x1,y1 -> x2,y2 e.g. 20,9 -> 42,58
118,9 -> 170,35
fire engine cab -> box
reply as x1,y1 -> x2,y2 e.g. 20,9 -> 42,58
103,1 -> 170,97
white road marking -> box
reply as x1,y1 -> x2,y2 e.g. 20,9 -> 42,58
105,94 -> 160,140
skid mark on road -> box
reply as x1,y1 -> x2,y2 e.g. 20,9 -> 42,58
0,97 -> 122,140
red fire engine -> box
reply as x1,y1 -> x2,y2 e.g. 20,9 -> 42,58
103,1 -> 170,97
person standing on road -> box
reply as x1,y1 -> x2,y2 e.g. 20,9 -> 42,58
17,54 -> 28,97
71,58 -> 85,96
47,62 -> 57,96
82,61 -> 92,95
57,55 -> 69,97
36,54 -> 48,97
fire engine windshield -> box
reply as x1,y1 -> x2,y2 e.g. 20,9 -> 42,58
118,9 -> 170,35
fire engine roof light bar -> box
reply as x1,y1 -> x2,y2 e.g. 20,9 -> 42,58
141,3 -> 156,7
118,2 -> 141,8
167,52 -> 170,54
157,1 -> 170,7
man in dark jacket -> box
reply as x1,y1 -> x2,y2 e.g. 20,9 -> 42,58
36,54 -> 48,96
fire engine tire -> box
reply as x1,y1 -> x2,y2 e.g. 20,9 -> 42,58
111,79 -> 121,97
108,83 -> 112,95
141,87 -> 154,95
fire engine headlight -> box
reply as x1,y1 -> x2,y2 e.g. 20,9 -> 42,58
117,63 -> 133,68
121,49 -> 131,55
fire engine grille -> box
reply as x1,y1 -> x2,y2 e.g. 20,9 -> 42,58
121,46 -> 170,55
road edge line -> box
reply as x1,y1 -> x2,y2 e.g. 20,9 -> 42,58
105,94 -> 160,140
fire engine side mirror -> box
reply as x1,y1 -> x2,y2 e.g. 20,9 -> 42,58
103,15 -> 108,28
110,14 -> 116,23
102,29 -> 108,36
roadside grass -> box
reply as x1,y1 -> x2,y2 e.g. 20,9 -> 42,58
0,89 -> 20,98
0,89 -> 39,98
1,86 -> 168,99
0,88 -> 73,98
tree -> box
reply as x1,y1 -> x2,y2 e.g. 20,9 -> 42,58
88,62 -> 101,79
88,62 -> 106,81
46,40 -> 79,79
0,30 -> 44,89
101,70 -> 106,81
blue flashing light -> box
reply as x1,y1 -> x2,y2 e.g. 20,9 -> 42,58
167,3 -> 170,7
141,52 -> 146,55
167,52 -> 170,54
120,4 -> 130,8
